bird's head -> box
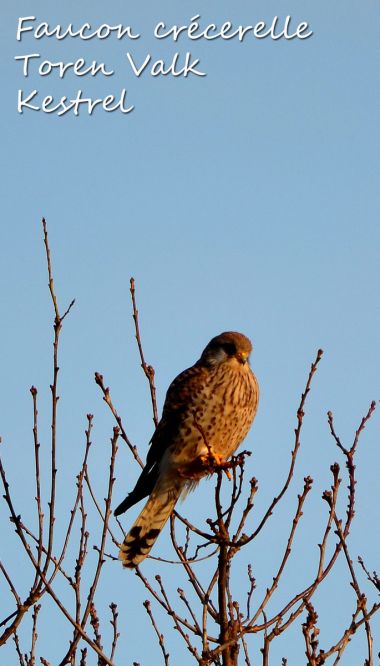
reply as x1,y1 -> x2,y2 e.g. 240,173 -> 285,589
200,331 -> 253,368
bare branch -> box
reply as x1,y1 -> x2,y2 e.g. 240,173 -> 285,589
242,349 -> 323,546
130,277 -> 159,428
28,604 -> 41,666
41,218 -> 75,587
94,372 -> 143,468
109,603 -> 119,663
143,600 -> 170,666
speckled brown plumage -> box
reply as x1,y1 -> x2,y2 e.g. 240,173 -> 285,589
115,331 -> 259,568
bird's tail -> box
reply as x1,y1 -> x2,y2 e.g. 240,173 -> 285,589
119,477 -> 182,568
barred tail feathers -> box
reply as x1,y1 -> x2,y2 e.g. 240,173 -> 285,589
119,477 -> 182,568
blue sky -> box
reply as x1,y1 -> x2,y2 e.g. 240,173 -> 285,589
1,1 -> 379,664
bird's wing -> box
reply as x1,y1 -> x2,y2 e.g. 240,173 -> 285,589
147,362 -> 209,464
114,362 -> 209,516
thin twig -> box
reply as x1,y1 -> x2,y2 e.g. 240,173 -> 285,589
109,603 -> 119,663
170,514 -> 219,621
41,218 -> 75,587
332,511 -> 373,664
0,560 -> 21,607
13,631 -> 25,666
94,372 -> 143,467
28,603 -> 41,666
358,557 -> 380,593
30,387 -> 44,584
250,476 -> 313,626
130,277 -> 159,427
155,575 -> 201,662
59,427 -> 119,665
84,464 -> 120,547
143,600 -> 170,665
242,350 -> 323,547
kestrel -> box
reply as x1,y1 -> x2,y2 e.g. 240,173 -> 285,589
115,331 -> 259,568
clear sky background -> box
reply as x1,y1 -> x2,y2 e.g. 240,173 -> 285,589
0,1 -> 379,664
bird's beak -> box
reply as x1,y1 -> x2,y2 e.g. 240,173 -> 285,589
237,351 -> 249,364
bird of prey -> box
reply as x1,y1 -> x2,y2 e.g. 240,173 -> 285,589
115,331 -> 259,568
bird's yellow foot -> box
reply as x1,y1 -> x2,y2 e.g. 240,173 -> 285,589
199,450 -> 223,467
199,450 -> 232,480
177,450 -> 232,480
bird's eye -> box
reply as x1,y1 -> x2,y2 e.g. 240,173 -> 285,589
221,342 -> 236,356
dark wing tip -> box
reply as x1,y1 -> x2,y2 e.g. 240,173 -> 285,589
114,495 -> 134,517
